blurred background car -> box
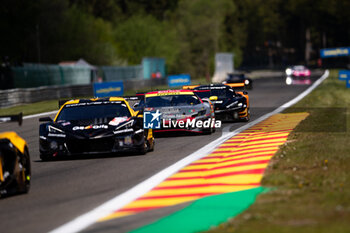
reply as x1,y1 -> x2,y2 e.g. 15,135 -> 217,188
0,113 -> 31,198
223,72 -> 253,89
285,65 -> 311,77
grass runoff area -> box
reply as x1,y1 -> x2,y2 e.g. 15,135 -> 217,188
0,90 -> 163,116
0,85 -> 170,116
207,70 -> 350,233
0,78 -> 212,116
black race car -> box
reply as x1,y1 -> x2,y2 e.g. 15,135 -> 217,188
39,97 -> 154,160
0,113 -> 31,197
223,72 -> 253,89
192,84 -> 250,121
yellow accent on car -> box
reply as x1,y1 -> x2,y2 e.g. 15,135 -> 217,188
147,129 -> 153,140
0,132 -> 27,154
54,97 -> 137,121
54,99 -> 80,121
182,85 -> 200,90
237,91 -> 249,106
0,157 -> 4,182
209,96 -> 218,101
145,92 -> 194,97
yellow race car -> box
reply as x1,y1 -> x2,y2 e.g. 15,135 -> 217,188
0,113 -> 31,197
39,97 -> 154,160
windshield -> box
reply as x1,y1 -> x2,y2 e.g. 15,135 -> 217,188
210,89 -> 233,98
56,102 -> 131,121
145,95 -> 201,107
293,66 -> 306,70
195,91 -> 210,99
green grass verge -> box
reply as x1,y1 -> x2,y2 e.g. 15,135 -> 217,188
0,99 -> 60,116
0,80 -> 212,116
206,70 -> 350,233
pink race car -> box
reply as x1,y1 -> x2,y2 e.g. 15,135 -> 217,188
285,65 -> 311,77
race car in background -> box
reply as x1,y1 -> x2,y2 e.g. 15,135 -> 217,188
223,72 -> 253,89
285,65 -> 311,77
39,97 -> 154,160
0,113 -> 31,197
134,90 -> 216,134
184,84 -> 250,121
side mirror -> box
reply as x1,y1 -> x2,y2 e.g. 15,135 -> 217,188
39,117 -> 53,122
133,103 -> 139,109
243,91 -> 248,95
209,96 -> 218,101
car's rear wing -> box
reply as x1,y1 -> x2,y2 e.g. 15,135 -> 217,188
0,113 -> 23,126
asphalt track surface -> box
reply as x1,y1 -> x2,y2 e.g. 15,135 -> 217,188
0,73 -> 322,233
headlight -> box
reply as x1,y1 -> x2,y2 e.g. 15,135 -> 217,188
115,120 -> 134,130
238,102 -> 243,107
286,68 -> 292,76
48,125 -> 64,133
244,80 -> 250,85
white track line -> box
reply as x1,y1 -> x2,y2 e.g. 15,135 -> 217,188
23,110 -> 58,119
50,70 -> 329,233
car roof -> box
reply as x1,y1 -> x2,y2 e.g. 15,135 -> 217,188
55,97 -> 134,121
195,83 -> 229,88
63,97 -> 127,106
292,65 -> 306,69
145,89 -> 194,97
193,84 -> 228,89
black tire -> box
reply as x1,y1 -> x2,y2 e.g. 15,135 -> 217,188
211,118 -> 216,133
137,136 -> 148,155
148,139 -> 155,152
20,149 -> 31,193
203,129 -> 212,135
201,119 -> 212,135
40,153 -> 52,161
14,148 -> 31,194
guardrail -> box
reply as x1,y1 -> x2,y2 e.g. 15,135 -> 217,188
0,78 -> 166,108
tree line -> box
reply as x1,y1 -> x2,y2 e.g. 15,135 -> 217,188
1,0 -> 349,78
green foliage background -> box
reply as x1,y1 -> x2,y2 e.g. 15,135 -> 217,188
1,0 -> 349,78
